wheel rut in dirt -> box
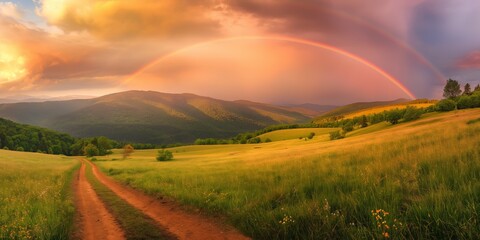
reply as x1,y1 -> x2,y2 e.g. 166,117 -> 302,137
74,161 -> 125,240
85,159 -> 250,240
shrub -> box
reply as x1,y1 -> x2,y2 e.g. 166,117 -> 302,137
83,143 -> 99,157
122,144 -> 134,159
403,106 -> 423,122
330,130 -> 345,140
457,96 -> 473,109
307,132 -> 315,139
436,99 -> 456,112
385,109 -> 404,124
16,147 -> 24,152
248,137 -> 261,144
265,138 -> 272,143
342,121 -> 354,132
157,149 -> 173,161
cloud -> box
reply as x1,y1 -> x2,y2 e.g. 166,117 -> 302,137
36,0 -> 220,39
0,2 -> 22,19
457,51 -> 480,69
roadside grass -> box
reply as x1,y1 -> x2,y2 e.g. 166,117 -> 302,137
83,160 -> 173,240
0,151 -> 79,240
96,109 -> 480,239
257,128 -> 338,142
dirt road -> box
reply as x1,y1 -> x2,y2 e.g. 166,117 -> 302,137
74,161 -> 125,240
85,160 -> 249,240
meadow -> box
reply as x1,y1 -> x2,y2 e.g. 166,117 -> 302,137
0,151 -> 78,240
257,128 -> 337,142
95,109 -> 480,239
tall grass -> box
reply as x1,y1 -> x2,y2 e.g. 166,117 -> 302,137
0,151 -> 78,240
96,109 -> 480,239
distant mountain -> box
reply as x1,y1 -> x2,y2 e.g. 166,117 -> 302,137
281,103 -> 337,117
0,91 -> 312,144
314,98 -> 410,120
0,95 -> 95,104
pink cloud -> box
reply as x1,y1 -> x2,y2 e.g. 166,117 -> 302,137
457,51 -> 480,69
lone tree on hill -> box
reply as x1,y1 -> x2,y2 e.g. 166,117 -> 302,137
443,79 -> 462,99
122,144 -> 134,159
463,83 -> 472,95
475,84 -> 480,92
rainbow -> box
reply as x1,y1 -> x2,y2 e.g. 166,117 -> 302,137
313,7 -> 446,83
125,36 -> 416,99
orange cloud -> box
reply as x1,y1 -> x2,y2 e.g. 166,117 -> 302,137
0,2 -> 22,20
37,0 -> 219,39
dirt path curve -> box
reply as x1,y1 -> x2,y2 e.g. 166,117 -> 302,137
74,161 -> 126,240
85,160 -> 250,240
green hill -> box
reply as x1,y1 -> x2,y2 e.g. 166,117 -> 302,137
0,91 -> 315,144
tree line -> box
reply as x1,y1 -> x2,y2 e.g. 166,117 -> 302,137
0,117 -> 158,156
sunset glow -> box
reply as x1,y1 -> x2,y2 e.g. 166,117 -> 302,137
0,0 -> 479,103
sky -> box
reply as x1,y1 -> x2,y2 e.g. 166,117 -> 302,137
0,0 -> 479,105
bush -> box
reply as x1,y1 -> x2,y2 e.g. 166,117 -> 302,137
83,143 -> 99,157
403,106 -> 423,122
457,96 -> 473,109
307,132 -> 315,139
385,109 -> 404,124
157,149 -> 173,161
248,137 -> 261,144
265,138 -> 272,143
436,99 -> 456,112
330,130 -> 345,140
342,121 -> 354,132
16,147 -> 24,152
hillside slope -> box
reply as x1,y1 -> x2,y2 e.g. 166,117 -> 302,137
314,98 -> 410,120
0,91 -> 313,144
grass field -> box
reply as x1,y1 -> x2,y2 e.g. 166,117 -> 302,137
257,128 -> 338,142
0,151 -> 78,240
95,109 -> 480,239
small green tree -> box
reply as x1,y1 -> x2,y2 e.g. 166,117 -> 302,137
329,130 -> 345,140
157,149 -> 173,161
83,143 -> 99,157
436,99 -> 456,112
474,84 -> 480,92
385,109 -> 403,124
342,121 -> 354,132
122,144 -> 134,159
443,79 -> 462,99
463,83 -> 472,96
360,115 -> 368,128
403,106 -> 423,122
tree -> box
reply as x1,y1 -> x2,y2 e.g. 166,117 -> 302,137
83,144 -> 99,157
403,106 -> 422,122
436,99 -> 456,112
475,84 -> 480,92
385,109 -> 404,124
463,83 -> 472,96
443,79 -> 462,99
360,115 -> 368,128
122,144 -> 134,159
157,149 -> 173,161
457,96 -> 473,109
